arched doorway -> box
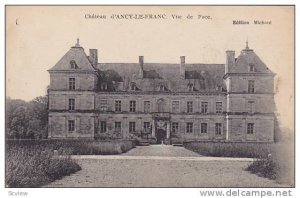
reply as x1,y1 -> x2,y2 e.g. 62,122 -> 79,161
156,129 -> 166,144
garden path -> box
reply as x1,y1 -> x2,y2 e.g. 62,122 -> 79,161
46,145 -> 288,187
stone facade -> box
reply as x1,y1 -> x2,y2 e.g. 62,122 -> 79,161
48,40 -> 276,143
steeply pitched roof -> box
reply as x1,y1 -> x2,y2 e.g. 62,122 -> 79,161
97,63 -> 225,92
49,46 -> 96,71
229,48 -> 273,74
48,41 -> 273,93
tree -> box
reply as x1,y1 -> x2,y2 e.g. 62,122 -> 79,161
29,96 -> 48,138
6,96 -> 48,139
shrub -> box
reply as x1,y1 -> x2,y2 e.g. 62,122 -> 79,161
6,139 -> 135,155
246,157 -> 278,180
184,142 -> 273,158
247,142 -> 294,186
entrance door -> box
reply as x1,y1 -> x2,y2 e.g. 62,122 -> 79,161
156,129 -> 166,144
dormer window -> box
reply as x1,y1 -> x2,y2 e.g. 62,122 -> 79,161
70,60 -> 78,69
199,78 -> 205,90
188,83 -> 194,91
100,83 -> 108,91
131,83 -> 137,91
159,85 -> 165,91
249,64 -> 255,72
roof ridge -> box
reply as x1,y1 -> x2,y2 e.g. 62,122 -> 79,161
97,63 -> 225,65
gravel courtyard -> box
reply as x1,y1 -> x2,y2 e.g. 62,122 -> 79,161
46,145 -> 288,187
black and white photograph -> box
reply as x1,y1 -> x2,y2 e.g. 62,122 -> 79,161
4,4 -> 295,194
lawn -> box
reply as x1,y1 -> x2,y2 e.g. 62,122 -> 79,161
184,141 -> 294,186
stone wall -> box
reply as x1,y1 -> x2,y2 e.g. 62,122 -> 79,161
227,94 -> 275,113
227,75 -> 274,93
50,72 -> 97,91
227,115 -> 274,142
48,112 -> 95,138
49,91 -> 94,110
96,113 -> 226,140
95,93 -> 227,113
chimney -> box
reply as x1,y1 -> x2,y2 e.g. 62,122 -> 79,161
225,50 -> 235,74
89,49 -> 98,67
139,56 -> 144,78
180,56 -> 185,78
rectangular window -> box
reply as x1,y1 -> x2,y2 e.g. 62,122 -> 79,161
248,80 -> 255,93
201,123 -> 208,133
144,101 -> 150,113
216,102 -> 222,113
115,122 -> 121,134
100,121 -> 107,133
69,78 -> 75,90
68,98 -> 75,110
100,100 -> 107,111
215,123 -> 222,135
247,123 -> 254,134
115,122 -> 121,129
129,122 -> 136,133
201,102 -> 208,113
68,120 -> 75,132
172,101 -> 180,113
187,101 -> 193,113
172,122 -> 179,133
115,100 -> 121,112
171,101 -> 179,113
143,122 -> 151,134
143,122 -> 150,130
130,101 -> 136,112
186,122 -> 193,133
247,101 -> 255,113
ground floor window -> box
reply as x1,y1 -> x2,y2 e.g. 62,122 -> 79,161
215,123 -> 222,135
100,121 -> 107,133
201,123 -> 208,133
115,122 -> 121,131
186,122 -> 193,133
247,123 -> 254,134
129,122 -> 136,133
68,120 -> 75,132
172,122 -> 179,133
143,122 -> 150,131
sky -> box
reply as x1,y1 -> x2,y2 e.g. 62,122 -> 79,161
6,6 -> 294,130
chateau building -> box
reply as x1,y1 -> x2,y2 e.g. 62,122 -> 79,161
48,39 -> 276,143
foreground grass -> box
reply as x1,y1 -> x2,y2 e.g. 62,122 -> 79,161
184,141 -> 294,186
6,139 -> 136,187
6,144 -> 81,187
